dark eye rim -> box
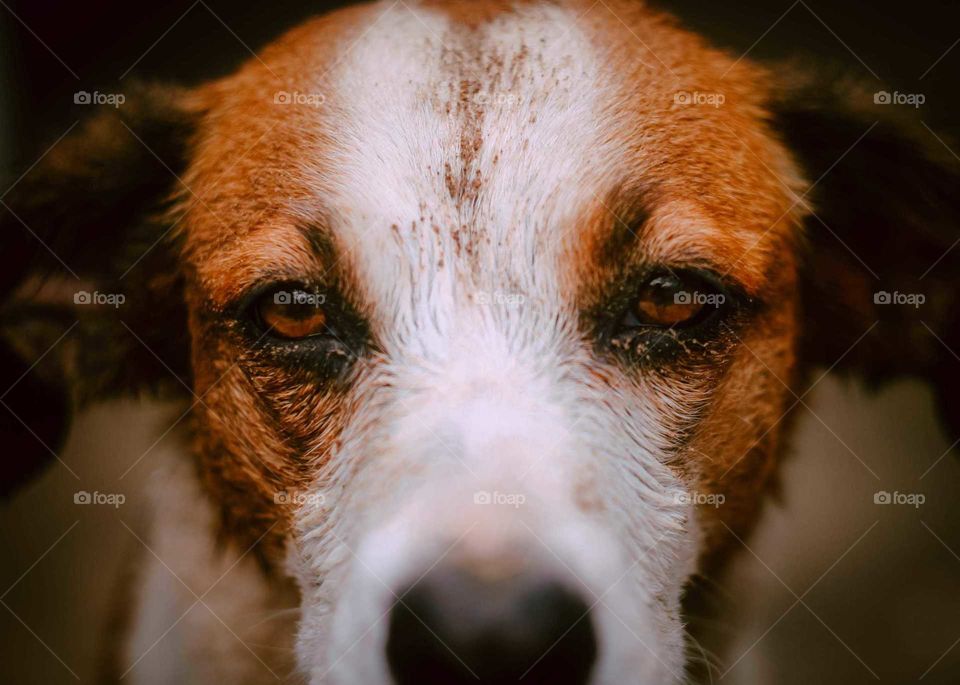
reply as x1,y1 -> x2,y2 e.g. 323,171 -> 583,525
232,280 -> 366,353
603,266 -> 751,344
622,269 -> 730,331
241,282 -> 327,339
255,289 -> 330,340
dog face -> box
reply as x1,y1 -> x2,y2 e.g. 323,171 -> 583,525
2,1 -> 959,683
177,3 -> 802,680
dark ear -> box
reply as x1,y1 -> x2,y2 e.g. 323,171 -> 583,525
770,66 -> 960,439
0,84 -> 203,494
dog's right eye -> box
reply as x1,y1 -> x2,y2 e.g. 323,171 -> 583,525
252,287 -> 330,340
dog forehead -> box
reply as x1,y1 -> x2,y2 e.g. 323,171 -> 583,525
316,2 -> 618,295
183,0 -> 798,306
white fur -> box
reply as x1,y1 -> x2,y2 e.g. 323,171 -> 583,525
124,433 -> 299,684
284,2 -> 700,684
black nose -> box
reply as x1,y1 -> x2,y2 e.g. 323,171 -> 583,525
386,564 -> 597,685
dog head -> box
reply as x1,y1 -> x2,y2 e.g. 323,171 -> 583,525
3,1 -> 959,683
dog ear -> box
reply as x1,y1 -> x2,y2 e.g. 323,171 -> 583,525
0,84 -> 204,494
769,66 -> 960,439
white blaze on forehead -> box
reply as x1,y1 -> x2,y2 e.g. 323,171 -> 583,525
323,1 -> 616,343
292,7 -> 699,681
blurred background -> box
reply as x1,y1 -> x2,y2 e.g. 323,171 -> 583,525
1,0 -> 958,683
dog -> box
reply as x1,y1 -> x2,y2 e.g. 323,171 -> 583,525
2,0 -> 958,683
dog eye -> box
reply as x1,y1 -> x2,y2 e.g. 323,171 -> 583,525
625,272 -> 724,328
255,288 -> 328,339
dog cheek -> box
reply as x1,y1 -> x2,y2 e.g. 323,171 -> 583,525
683,301 -> 800,568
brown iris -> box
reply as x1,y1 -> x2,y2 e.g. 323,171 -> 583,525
257,289 -> 328,339
632,274 -> 707,327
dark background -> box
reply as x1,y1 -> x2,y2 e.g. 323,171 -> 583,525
1,1 -> 958,684
2,0 -> 959,164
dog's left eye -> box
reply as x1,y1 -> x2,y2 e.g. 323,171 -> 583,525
254,288 -> 329,339
623,271 -> 724,329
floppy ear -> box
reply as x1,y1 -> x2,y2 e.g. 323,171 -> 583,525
0,84 -> 203,494
769,67 -> 960,439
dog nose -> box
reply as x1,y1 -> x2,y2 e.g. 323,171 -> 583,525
386,563 -> 597,685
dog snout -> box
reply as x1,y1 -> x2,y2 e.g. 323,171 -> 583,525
385,560 -> 597,685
